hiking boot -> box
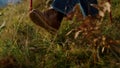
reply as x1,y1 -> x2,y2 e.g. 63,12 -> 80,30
29,9 -> 64,33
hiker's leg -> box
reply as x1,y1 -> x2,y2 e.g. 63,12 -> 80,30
51,0 -> 79,15
79,0 -> 98,16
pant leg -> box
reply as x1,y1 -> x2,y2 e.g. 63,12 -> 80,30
79,0 -> 98,16
52,0 -> 98,16
51,0 -> 79,15
89,0 -> 98,16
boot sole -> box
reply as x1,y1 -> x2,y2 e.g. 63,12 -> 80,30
29,9 -> 57,32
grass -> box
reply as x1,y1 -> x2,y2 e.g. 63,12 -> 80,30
0,0 -> 120,68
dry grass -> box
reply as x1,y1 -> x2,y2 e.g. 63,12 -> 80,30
0,0 -> 120,68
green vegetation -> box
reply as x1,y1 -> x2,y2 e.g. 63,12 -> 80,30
0,0 -> 120,68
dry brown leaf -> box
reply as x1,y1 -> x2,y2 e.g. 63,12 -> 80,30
74,30 -> 82,39
66,29 -> 74,36
102,47 -> 105,53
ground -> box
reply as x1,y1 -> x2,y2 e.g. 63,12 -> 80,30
0,0 -> 120,68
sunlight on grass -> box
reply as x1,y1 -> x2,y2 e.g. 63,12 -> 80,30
0,0 -> 120,68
